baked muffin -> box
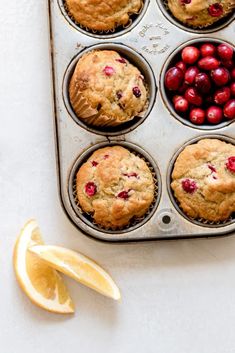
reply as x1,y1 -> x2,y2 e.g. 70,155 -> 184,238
76,146 -> 155,229
64,0 -> 143,32
69,50 -> 148,127
167,0 -> 234,28
171,139 -> 235,222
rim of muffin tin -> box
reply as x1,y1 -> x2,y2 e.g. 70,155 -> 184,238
167,134 -> 235,228
160,37 -> 235,131
68,141 -> 162,234
156,0 -> 235,34
57,0 -> 150,39
63,42 -> 157,137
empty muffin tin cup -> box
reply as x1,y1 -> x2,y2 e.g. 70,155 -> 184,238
63,43 -> 157,136
68,141 -> 161,234
167,134 -> 235,228
58,0 -> 149,38
160,37 -> 235,131
156,0 -> 235,34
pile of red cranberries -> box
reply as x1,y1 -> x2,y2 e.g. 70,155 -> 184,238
164,42 -> 235,125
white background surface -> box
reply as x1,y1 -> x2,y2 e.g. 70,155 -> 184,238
1,1 -> 235,352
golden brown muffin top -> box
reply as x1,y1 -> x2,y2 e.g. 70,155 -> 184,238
171,139 -> 235,221
76,146 -> 155,229
65,0 -> 143,31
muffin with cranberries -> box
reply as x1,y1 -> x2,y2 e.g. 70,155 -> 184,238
69,50 -> 148,127
76,146 -> 155,228
171,139 -> 235,221
167,0 -> 234,28
64,0 -> 143,32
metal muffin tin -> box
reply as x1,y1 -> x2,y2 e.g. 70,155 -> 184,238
48,0 -> 235,241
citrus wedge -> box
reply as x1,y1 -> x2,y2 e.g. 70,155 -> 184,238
29,245 -> 121,300
13,220 -> 74,314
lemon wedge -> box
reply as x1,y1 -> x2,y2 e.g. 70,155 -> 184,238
29,245 -> 121,300
13,220 -> 74,314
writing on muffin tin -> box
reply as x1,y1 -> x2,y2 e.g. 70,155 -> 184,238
138,23 -> 170,55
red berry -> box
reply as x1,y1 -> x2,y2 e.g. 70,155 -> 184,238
185,87 -> 202,106
189,108 -> 205,124
181,46 -> 200,64
165,67 -> 184,91
123,172 -> 138,178
195,72 -> 211,94
116,90 -> 123,99
231,68 -> 235,80
226,156 -> 235,173
206,106 -> 223,124
115,57 -> 126,64
182,179 -> 198,193
217,43 -> 234,61
173,95 -> 182,104
85,182 -> 97,197
184,66 -> 199,85
214,87 -> 231,105
211,67 -> 230,86
198,56 -> 220,70
222,60 -> 234,69
103,66 -> 115,76
132,86 -> 141,98
208,3 -> 224,17
174,97 -> 189,112
175,61 -> 187,74
117,190 -> 130,200
224,99 -> 235,119
200,43 -> 216,57
91,161 -> 98,167
230,82 -> 235,97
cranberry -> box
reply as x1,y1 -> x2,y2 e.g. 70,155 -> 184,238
184,66 -> 199,85
173,95 -> 182,104
195,72 -> 211,94
211,67 -> 230,86
91,161 -> 98,167
224,99 -> 235,119
165,67 -> 184,91
85,182 -> 97,197
185,87 -> 202,106
103,66 -> 115,76
231,68 -> 235,80
175,61 -> 187,74
206,106 -> 223,124
222,60 -> 234,69
180,0 -> 191,3
123,172 -> 138,178
217,43 -> 234,61
200,43 -> 216,57
189,108 -> 205,124
115,57 -> 126,64
230,82 -> 235,97
117,191 -> 129,200
226,156 -> 235,173
132,86 -> 141,98
174,97 -> 189,112
116,90 -> 123,99
214,87 -> 231,105
182,179 -> 198,193
181,46 -> 200,64
208,164 -> 217,173
198,56 -> 220,70
208,3 -> 224,17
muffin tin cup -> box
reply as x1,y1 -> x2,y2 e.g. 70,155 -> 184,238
58,0 -> 150,39
167,134 -> 235,228
63,42 -> 157,137
49,0 -> 235,241
68,141 -> 162,235
156,0 -> 235,34
160,37 -> 235,131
